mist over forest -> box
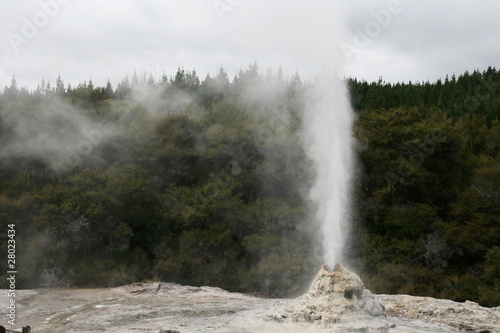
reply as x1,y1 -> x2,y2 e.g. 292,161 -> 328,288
1,64 -> 499,307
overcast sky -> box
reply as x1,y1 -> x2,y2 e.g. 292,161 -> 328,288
1,0 -> 499,90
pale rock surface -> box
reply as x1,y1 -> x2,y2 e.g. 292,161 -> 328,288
381,294 -> 500,332
1,266 -> 499,332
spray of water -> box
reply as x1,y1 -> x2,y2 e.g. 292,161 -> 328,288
303,73 -> 355,270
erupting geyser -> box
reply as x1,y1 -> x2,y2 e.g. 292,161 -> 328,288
304,74 -> 355,268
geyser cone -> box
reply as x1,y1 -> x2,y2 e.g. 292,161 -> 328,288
268,264 -> 386,326
308,264 -> 364,298
303,264 -> 386,322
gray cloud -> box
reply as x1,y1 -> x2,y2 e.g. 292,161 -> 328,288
1,0 -> 499,88
341,0 -> 500,82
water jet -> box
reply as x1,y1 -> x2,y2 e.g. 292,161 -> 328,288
303,74 -> 355,268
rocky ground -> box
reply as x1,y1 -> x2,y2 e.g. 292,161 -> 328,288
1,266 -> 499,332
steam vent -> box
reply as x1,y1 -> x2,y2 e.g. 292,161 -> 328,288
268,264 -> 387,328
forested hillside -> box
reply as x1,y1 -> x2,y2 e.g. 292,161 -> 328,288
0,66 -> 499,306
347,67 -> 500,306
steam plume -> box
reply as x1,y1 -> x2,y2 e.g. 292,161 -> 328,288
303,74 -> 355,268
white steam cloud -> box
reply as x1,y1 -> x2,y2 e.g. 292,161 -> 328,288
0,98 -> 115,174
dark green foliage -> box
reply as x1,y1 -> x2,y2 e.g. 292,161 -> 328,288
0,67 -> 499,305
348,68 -> 500,306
